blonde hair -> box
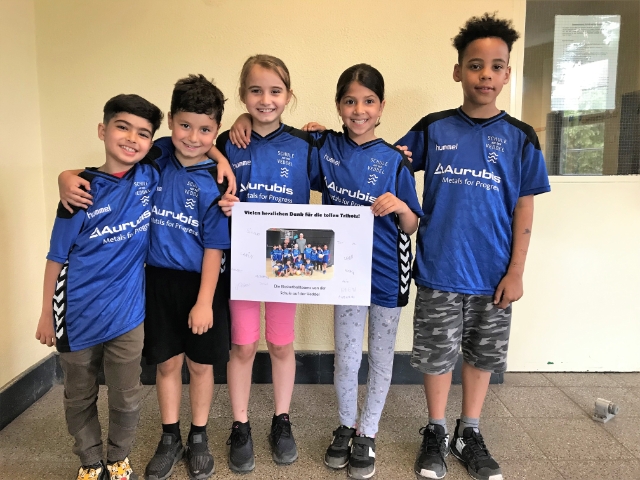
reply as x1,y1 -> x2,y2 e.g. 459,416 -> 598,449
238,54 -> 296,106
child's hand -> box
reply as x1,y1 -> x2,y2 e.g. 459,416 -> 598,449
35,313 -> 56,347
302,122 -> 326,132
219,193 -> 239,217
188,301 -> 213,335
59,171 -> 93,213
493,271 -> 523,309
216,158 -> 237,195
395,145 -> 413,160
370,193 -> 409,217
229,114 -> 253,149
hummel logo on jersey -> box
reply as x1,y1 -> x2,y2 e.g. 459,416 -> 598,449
280,167 -> 289,178
86,204 -> 112,219
436,143 -> 458,151
89,210 -> 151,238
325,178 -> 377,203
185,198 -> 196,209
367,174 -> 378,185
434,163 -> 501,184
151,205 -> 199,227
487,152 -> 498,163
239,182 -> 293,195
232,160 -> 251,169
323,154 -> 340,166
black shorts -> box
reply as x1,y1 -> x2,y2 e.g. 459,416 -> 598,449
143,264 -> 230,366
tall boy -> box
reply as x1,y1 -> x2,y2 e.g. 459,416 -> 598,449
396,14 -> 550,480
36,94 -> 164,480
143,75 -> 231,480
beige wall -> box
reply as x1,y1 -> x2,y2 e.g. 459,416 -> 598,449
2,0 -> 638,391
0,0 -> 50,387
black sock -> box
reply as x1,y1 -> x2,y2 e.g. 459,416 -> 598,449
189,423 -> 207,438
162,421 -> 181,439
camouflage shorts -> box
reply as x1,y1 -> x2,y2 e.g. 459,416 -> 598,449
410,286 -> 512,375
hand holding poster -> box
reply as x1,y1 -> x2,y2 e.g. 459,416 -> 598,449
230,202 -> 373,305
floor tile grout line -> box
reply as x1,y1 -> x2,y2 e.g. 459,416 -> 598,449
483,386 -> 552,461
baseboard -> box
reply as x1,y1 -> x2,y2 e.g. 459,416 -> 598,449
0,353 -> 59,431
1,351 -> 501,431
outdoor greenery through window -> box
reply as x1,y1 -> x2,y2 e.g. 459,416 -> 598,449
523,0 -> 640,175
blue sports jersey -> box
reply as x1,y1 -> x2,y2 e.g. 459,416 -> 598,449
304,246 -> 312,258
216,124 -> 321,205
316,130 -> 423,308
292,248 -> 299,257
47,161 -> 160,352
323,249 -> 330,263
311,250 -> 318,261
274,249 -> 283,262
283,248 -> 291,258
147,137 -> 231,273
396,108 -> 550,295
271,249 -> 278,261
295,259 -> 303,269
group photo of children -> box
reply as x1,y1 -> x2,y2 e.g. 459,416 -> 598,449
8,2 -> 578,479
265,229 -> 334,279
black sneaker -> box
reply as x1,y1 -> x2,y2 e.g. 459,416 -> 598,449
348,435 -> 376,479
324,425 -> 357,469
227,421 -> 255,473
414,424 -> 449,479
450,420 -> 502,480
77,461 -> 106,480
269,413 -> 298,465
145,433 -> 184,480
186,431 -> 215,480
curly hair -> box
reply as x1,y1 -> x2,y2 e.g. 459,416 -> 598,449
453,13 -> 520,63
170,74 -> 226,124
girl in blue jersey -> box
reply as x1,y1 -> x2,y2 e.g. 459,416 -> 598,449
229,63 -> 423,480
216,54 -> 321,473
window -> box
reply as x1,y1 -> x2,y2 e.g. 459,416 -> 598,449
523,1 -> 640,175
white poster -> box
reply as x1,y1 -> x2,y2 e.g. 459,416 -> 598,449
230,202 -> 373,305
551,15 -> 620,111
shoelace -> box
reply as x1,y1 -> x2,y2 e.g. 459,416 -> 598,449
227,426 -> 251,447
419,426 -> 447,460
467,430 -> 491,461
350,439 -> 370,459
272,419 -> 292,444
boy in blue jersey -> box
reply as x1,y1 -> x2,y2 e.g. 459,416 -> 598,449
141,75 -> 231,480
304,258 -> 313,276
322,245 -> 330,274
397,15 -> 550,480
36,94 -> 163,480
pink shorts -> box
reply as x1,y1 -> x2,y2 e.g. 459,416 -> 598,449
229,300 -> 297,346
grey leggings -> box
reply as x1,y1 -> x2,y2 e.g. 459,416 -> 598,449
333,304 -> 402,436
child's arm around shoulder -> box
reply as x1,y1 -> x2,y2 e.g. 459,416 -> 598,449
493,195 -> 534,309
59,169 -> 92,213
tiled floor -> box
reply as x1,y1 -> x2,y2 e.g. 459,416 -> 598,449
1,373 -> 639,479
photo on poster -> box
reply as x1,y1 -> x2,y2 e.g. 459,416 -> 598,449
266,228 -> 334,280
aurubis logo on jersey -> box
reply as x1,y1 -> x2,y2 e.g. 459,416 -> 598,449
151,205 -> 200,227
239,182 -> 293,196
434,163 -> 501,184
325,178 -> 377,203
89,210 -> 151,238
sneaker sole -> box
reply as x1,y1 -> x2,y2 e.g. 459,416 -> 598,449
228,457 -> 256,474
414,450 -> 449,479
145,446 -> 184,480
450,446 -> 502,480
188,465 -> 215,480
324,455 -> 349,470
348,465 -> 375,479
272,450 -> 298,465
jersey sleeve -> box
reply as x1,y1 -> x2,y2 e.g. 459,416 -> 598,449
396,158 -> 424,217
519,132 -> 551,197
308,140 -> 322,192
395,118 -> 428,172
46,203 -> 86,264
